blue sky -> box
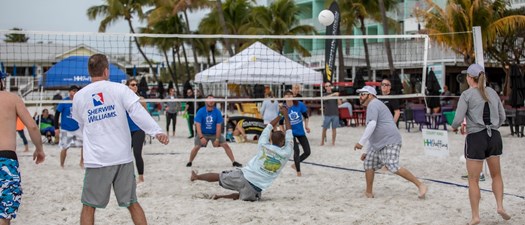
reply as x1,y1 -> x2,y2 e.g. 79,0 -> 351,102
0,0 -> 206,33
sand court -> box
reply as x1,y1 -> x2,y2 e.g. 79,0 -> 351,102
13,115 -> 525,224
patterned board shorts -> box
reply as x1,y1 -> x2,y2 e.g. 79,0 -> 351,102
0,158 -> 22,219
363,144 -> 401,173
59,130 -> 83,150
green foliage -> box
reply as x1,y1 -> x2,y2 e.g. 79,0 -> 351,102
4,28 -> 29,43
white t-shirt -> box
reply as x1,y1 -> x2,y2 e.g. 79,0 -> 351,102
72,80 -> 161,168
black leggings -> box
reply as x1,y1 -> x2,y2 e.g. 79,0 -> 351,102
166,112 -> 177,132
131,130 -> 146,175
293,135 -> 311,172
188,115 -> 195,137
17,130 -> 28,145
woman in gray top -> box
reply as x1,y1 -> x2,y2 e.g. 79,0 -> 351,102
165,88 -> 181,136
451,64 -> 510,225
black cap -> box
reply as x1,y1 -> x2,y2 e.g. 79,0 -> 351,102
69,85 -> 80,91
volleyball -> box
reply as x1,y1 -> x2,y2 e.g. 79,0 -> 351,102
318,10 -> 335,26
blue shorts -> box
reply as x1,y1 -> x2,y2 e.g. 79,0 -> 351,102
0,157 -> 22,219
322,116 -> 339,129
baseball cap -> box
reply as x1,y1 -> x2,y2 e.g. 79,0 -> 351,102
356,86 -> 377,96
461,64 -> 484,77
69,85 -> 80,91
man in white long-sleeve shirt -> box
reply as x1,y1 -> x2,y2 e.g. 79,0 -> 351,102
72,54 -> 169,225
353,86 -> 427,199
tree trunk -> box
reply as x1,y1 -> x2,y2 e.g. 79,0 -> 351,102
215,0 -> 234,56
127,19 -> 157,81
164,49 -> 180,96
359,17 -> 372,78
181,42 -> 191,80
378,0 -> 395,76
183,10 -> 200,73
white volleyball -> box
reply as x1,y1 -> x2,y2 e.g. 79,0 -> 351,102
318,10 -> 335,26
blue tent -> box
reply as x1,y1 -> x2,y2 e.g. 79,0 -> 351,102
44,56 -> 128,88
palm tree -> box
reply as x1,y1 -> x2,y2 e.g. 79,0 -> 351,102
4,28 -> 29,43
416,0 -> 525,65
140,14 -> 186,94
246,0 -> 316,56
198,0 -> 254,54
338,0 -> 400,78
87,0 -> 158,80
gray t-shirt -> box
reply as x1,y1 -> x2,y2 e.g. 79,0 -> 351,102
324,99 -> 339,116
451,87 -> 505,134
366,98 -> 402,152
164,95 -> 181,114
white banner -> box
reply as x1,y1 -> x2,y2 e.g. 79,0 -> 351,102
422,129 -> 449,157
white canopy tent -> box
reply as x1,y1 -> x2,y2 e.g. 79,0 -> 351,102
195,41 -> 322,85
193,41 -> 324,132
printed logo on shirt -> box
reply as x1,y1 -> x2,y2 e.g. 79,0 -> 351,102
92,93 -> 104,106
288,110 -> 301,125
88,92 -> 117,123
205,115 -> 214,130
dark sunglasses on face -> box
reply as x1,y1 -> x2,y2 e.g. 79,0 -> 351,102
129,83 -> 137,87
381,83 -> 391,87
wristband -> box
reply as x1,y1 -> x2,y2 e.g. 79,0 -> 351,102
199,136 -> 205,139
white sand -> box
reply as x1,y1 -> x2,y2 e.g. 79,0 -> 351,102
13,115 -> 525,224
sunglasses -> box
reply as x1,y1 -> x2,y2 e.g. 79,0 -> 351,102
129,83 -> 137,87
359,92 -> 369,96
381,83 -> 391,87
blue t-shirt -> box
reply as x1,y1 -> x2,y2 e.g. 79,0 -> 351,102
287,102 -> 308,136
194,107 -> 223,135
56,97 -> 79,131
126,113 -> 140,132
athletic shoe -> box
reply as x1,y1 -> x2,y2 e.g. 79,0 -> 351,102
461,174 -> 485,181
186,162 -> 192,167
232,161 -> 242,167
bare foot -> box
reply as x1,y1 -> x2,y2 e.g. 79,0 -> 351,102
332,142 -> 335,146
497,209 -> 511,220
418,183 -> 428,199
467,218 -> 480,225
291,164 -> 297,171
320,142 -> 324,146
23,147 -> 29,152
79,162 -> 84,169
190,170 -> 198,181
364,192 -> 374,198
211,194 -> 219,200
296,172 -> 302,177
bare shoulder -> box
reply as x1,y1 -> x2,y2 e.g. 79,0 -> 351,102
0,91 -> 21,104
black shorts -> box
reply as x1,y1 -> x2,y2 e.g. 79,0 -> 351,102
464,129 -> 502,160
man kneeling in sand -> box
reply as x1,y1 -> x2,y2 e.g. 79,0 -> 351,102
191,106 -> 292,201
354,86 -> 427,199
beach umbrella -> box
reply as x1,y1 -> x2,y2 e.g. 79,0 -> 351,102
425,70 -> 441,109
32,64 -> 36,77
132,65 -> 137,77
509,64 -> 525,108
13,64 -> 17,76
